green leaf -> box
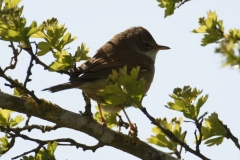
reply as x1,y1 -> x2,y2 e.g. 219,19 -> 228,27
157,0 -> 177,18
49,61 -> 63,71
13,88 -> 20,96
201,113 -> 226,146
75,43 -> 90,62
31,30 -> 45,38
97,66 -> 145,108
9,115 -> 24,127
27,22 -> 42,37
192,11 -> 224,46
21,155 -> 35,160
37,42 -> 52,56
0,136 -> 8,153
40,18 -> 76,51
36,142 -> 57,160
4,0 -> 22,8
0,109 -> 12,127
166,86 -> 208,120
147,117 -> 186,151
204,137 -> 224,146
94,106 -> 118,129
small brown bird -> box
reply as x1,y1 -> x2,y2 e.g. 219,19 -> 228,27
43,27 -> 170,133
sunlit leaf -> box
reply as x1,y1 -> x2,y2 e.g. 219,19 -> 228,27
9,115 -> 24,127
147,117 -> 186,151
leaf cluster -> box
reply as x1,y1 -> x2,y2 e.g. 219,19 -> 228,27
0,0 -> 42,48
0,109 -> 24,154
201,113 -> 226,146
157,0 -> 190,18
97,66 -> 145,108
193,11 -> 240,69
33,18 -> 90,71
166,86 -> 208,120
192,11 -> 224,46
147,117 -> 186,155
21,142 -> 57,160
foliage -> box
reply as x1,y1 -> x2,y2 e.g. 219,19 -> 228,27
0,0 -> 41,47
166,86 -> 208,121
21,142 -> 57,160
97,66 -> 145,108
33,18 -> 90,71
201,113 -> 226,146
157,0 -> 190,18
193,11 -> 240,69
0,108 -> 24,155
147,117 -> 186,155
94,106 -> 118,129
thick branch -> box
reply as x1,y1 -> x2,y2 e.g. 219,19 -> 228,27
0,91 -> 178,160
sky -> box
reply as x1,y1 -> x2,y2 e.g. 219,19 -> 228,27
1,0 -> 240,159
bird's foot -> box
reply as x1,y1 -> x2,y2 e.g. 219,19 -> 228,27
116,114 -> 129,132
128,123 -> 138,137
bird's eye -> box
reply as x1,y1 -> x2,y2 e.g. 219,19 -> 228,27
144,41 -> 150,48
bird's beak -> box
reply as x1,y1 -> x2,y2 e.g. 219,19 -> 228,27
157,45 -> 170,50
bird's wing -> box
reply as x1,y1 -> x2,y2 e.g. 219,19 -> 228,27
72,53 -> 153,81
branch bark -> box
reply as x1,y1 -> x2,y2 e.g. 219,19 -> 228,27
0,91 -> 178,160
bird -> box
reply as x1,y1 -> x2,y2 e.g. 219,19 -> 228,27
43,26 -> 170,134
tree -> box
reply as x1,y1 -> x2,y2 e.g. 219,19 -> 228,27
0,0 -> 240,159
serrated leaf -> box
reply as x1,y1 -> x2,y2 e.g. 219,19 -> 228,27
36,142 -> 56,160
201,112 -> 226,145
0,109 -> 12,127
31,31 -> 45,38
40,18 -> 76,51
193,11 -> 224,46
166,86 -> 208,120
9,115 -> 24,127
0,136 -> 8,153
94,106 -> 118,129
27,24 -> 42,37
47,141 -> 57,155
147,117 -> 186,151
204,136 -> 224,146
75,43 -> 90,62
157,0 -> 177,18
21,155 -> 35,160
97,66 -> 145,108
49,61 -> 63,71
37,42 -> 52,56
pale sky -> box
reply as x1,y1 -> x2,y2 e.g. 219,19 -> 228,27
1,0 -> 240,159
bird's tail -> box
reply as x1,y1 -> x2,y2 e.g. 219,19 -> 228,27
42,82 -> 74,93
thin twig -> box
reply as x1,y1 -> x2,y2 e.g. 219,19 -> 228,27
23,50 -> 34,87
25,42 -> 71,76
179,131 -> 187,155
0,68 -> 41,104
195,118 -> 204,153
140,107 -> 210,160
177,0 -> 190,8
3,42 -> 21,73
219,120 -> 240,150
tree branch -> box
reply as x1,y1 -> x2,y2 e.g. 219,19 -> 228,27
3,42 -> 21,73
0,91 -> 178,160
139,107 -> 210,160
219,120 -> 240,150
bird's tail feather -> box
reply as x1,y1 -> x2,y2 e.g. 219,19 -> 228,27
42,82 -> 74,93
